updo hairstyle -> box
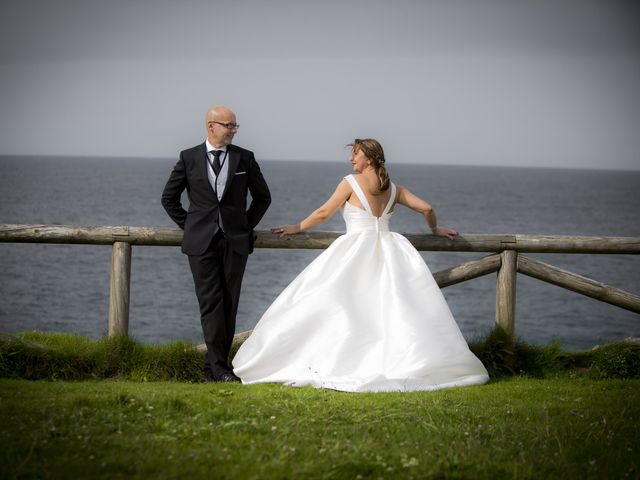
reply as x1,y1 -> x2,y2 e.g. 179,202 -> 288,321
349,138 -> 390,192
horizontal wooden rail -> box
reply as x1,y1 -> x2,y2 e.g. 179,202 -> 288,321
0,224 -> 182,246
1,224 -> 639,253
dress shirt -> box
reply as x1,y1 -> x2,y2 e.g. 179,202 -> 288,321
205,140 -> 229,201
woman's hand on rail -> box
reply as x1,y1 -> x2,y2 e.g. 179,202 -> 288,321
271,224 -> 302,238
431,226 -> 459,240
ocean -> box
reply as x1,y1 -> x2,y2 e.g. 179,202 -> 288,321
1,155 -> 639,350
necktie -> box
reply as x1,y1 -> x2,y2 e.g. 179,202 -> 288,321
210,150 -> 222,176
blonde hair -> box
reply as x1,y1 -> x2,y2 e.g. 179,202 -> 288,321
349,138 -> 390,191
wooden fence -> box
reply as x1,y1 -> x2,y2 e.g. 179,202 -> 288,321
1,224 -> 639,341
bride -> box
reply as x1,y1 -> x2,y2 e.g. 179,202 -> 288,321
232,138 -> 489,392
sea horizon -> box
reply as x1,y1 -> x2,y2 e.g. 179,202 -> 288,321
2,154 -> 639,173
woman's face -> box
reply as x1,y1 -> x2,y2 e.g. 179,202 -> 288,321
350,147 -> 369,173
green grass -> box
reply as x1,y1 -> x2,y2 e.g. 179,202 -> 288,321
1,377 -> 638,479
1,330 -> 639,478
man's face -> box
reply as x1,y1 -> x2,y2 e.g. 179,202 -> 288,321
208,111 -> 238,147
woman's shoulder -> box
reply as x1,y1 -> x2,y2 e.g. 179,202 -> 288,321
342,173 -> 357,186
338,176 -> 353,190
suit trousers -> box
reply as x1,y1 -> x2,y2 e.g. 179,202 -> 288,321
188,230 -> 248,378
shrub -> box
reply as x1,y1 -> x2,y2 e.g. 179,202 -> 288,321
589,342 -> 640,379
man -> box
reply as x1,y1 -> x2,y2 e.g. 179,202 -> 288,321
162,106 -> 271,382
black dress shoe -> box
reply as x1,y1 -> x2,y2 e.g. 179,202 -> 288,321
219,372 -> 241,383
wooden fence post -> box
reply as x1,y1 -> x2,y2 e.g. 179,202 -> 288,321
495,250 -> 517,340
108,241 -> 131,337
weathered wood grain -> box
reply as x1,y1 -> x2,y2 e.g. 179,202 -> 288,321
108,242 -> 131,337
2,224 -> 639,253
517,255 -> 640,314
496,250 -> 517,339
433,254 -> 502,288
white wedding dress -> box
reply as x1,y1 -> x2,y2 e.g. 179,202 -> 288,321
233,175 -> 489,392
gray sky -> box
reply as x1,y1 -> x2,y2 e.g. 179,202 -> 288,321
1,0 -> 639,169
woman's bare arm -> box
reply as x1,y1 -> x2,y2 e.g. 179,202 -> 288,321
272,180 -> 352,237
396,185 -> 458,239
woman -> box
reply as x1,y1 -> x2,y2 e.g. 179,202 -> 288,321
233,139 -> 489,392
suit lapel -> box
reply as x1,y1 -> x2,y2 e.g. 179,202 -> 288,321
222,146 -> 240,200
196,143 -> 217,198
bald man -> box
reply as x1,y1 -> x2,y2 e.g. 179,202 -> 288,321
162,106 -> 271,382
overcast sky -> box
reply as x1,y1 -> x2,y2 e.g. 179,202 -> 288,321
1,0 -> 639,169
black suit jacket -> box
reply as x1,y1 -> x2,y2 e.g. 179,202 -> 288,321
161,143 -> 271,256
